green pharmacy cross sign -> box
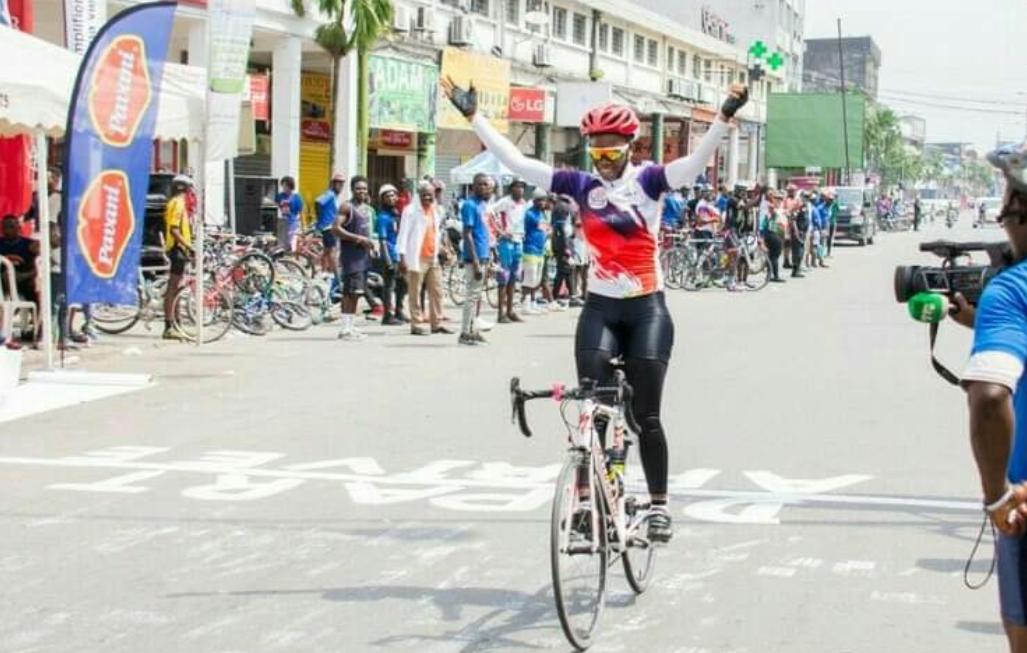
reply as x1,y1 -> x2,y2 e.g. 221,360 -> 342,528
767,51 -> 785,71
748,40 -> 768,60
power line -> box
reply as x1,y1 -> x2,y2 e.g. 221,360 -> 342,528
876,93 -> 1024,116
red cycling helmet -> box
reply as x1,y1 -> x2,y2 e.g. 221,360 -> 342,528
580,103 -> 640,138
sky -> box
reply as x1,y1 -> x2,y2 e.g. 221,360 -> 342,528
804,0 -> 1027,153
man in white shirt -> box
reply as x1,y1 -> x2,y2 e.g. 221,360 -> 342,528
491,178 -> 529,323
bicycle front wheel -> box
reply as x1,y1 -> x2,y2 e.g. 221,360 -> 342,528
271,301 -> 313,331
171,285 -> 233,344
446,266 -> 465,307
551,454 -> 608,651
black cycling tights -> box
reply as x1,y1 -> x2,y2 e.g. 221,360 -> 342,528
574,293 -> 673,497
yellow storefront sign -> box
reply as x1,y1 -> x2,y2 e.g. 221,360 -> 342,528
438,47 -> 510,134
299,72 -> 332,225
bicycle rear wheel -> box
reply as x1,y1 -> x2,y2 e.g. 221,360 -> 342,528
551,454 -> 608,651
622,500 -> 658,594
742,248 -> 770,291
271,301 -> 313,331
446,266 -> 465,307
92,288 -> 143,334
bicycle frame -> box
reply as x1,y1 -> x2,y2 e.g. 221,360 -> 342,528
569,398 -> 650,558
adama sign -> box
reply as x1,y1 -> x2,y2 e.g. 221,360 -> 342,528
76,170 -> 135,278
508,87 -> 546,123
87,35 -> 152,148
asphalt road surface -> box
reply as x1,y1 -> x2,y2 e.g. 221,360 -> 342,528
0,215 -> 1010,652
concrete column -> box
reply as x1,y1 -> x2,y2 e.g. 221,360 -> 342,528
747,125 -> 760,183
188,21 -> 223,225
535,124 -> 551,165
272,36 -> 302,182
727,125 -> 741,188
579,134 -> 590,171
417,132 -> 436,179
334,53 -> 359,177
651,113 -> 664,164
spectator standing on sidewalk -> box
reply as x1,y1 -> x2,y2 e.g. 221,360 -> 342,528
824,191 -> 839,257
521,189 -> 550,314
160,176 -> 193,340
398,181 -> 453,336
782,184 -> 801,269
275,176 -> 303,253
334,176 -> 376,341
315,174 -> 346,277
375,184 -> 408,326
759,189 -> 786,283
570,206 -> 588,301
459,173 -> 493,345
789,193 -> 809,279
492,178 -> 528,323
550,194 -> 579,307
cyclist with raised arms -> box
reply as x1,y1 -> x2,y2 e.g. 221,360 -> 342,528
442,77 -> 749,543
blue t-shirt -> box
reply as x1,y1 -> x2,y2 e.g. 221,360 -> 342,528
460,197 -> 491,263
275,192 -> 304,228
523,207 -> 547,256
376,208 -> 399,263
716,194 -> 730,214
971,261 -> 1027,482
315,190 -> 339,231
662,194 -> 685,229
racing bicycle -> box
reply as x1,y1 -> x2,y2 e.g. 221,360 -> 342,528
510,368 -> 659,651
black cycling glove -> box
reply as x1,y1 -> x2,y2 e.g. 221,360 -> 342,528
720,87 -> 750,119
447,78 -> 479,118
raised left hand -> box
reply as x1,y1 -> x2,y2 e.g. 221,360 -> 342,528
720,84 -> 750,121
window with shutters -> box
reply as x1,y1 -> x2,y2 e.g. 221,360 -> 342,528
633,34 -> 645,63
677,51 -> 687,76
693,54 -> 701,79
667,46 -> 675,71
647,39 -> 658,67
598,23 -> 609,51
572,13 -> 587,46
470,0 -> 489,17
553,7 -> 567,39
505,0 -> 520,25
611,27 -> 624,56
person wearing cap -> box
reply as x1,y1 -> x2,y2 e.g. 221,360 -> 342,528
315,173 -> 346,276
333,175 -> 376,341
375,184 -> 408,326
398,181 -> 453,336
159,175 -> 194,340
491,178 -> 529,323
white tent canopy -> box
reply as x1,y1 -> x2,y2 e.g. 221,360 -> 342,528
449,151 -> 517,186
0,24 -> 205,141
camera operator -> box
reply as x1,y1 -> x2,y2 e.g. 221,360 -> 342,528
955,182 -> 1027,649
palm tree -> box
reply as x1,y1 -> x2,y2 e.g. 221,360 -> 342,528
291,0 -> 394,174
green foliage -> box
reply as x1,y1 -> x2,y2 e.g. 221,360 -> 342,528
290,0 -> 395,174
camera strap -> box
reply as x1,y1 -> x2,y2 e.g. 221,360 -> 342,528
930,322 -> 962,386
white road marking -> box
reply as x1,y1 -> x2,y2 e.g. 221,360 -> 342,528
0,448 -> 986,516
832,560 -> 877,577
757,566 -> 797,578
870,590 -> 945,605
786,557 -> 824,570
49,470 -> 167,494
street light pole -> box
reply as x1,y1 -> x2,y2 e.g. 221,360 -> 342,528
836,18 -> 852,186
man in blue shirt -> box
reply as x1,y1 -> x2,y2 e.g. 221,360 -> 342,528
275,176 -> 304,253
375,184 -> 407,326
521,189 -> 549,313
315,173 -> 346,275
958,184 -> 1027,644
459,173 -> 493,345
662,190 -> 685,231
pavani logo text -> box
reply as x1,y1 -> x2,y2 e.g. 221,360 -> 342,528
87,35 -> 152,148
76,170 -> 136,279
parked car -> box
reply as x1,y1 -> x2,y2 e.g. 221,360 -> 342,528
830,186 -> 876,246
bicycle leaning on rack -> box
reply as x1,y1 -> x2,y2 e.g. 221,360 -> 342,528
510,368 -> 660,651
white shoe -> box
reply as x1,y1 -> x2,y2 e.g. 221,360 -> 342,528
523,304 -> 542,316
551,302 -> 567,312
337,328 -> 367,341
475,317 -> 495,332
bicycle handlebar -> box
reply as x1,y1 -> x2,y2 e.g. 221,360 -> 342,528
509,374 -> 641,439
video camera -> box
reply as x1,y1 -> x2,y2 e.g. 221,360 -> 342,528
894,240 -> 1012,306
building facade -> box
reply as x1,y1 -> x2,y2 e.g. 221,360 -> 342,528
632,0 -> 806,93
803,36 -> 881,100
23,0 -> 784,227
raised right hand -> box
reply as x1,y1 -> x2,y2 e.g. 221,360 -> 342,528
441,76 -> 478,119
